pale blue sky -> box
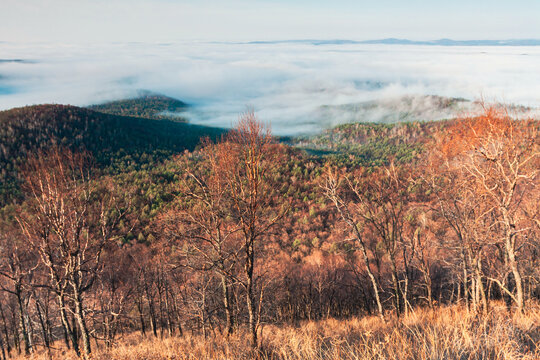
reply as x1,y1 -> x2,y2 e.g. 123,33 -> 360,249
1,0 -> 539,43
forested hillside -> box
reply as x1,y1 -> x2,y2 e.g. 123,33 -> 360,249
0,104 -> 224,204
0,105 -> 538,360
88,93 -> 189,121
291,121 -> 446,166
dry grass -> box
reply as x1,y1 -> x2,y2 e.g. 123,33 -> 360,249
15,302 -> 540,360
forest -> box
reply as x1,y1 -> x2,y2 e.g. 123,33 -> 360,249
0,103 -> 538,360
88,93 -> 189,122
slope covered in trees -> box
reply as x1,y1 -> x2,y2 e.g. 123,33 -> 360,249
88,93 -> 189,121
291,121 -> 446,166
0,104 -> 224,204
0,104 -> 538,359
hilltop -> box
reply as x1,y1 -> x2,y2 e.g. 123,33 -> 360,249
88,92 -> 189,121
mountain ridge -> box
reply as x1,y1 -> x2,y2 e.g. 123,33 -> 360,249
243,38 -> 540,46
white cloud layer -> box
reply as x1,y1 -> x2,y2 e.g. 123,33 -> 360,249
0,41 -> 539,135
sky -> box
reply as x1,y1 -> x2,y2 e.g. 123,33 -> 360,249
1,0 -> 539,43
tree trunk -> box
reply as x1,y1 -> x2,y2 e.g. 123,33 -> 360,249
460,247 -> 469,309
351,223 -> 385,322
11,313 -> 19,355
163,286 -> 173,337
502,208 -> 525,313
25,310 -> 34,354
402,275 -> 409,317
221,275 -> 234,336
156,280 -> 165,338
388,255 -> 401,318
0,304 -> 11,356
35,300 -> 50,350
171,294 -> 183,337
327,188 -> 385,322
0,324 -> 6,360
15,289 -> 31,355
145,285 -> 158,338
201,282 -> 207,339
506,237 -> 524,313
423,268 -> 433,308
61,316 -> 71,350
136,299 -> 146,336
73,288 -> 91,359
245,239 -> 257,349
475,254 -> 488,314
58,295 -> 79,356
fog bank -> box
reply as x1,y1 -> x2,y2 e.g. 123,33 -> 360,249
0,41 -> 539,135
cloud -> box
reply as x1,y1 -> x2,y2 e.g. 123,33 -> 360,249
0,41 -> 539,135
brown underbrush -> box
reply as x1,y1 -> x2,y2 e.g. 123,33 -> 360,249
15,302 -> 540,360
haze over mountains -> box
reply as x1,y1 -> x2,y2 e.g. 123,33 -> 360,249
244,38 -> 540,46
1,40 -> 539,135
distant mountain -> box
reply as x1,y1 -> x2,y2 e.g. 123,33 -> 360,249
315,95 -> 473,128
0,59 -> 24,63
0,104 -> 225,205
245,38 -> 540,46
88,92 -> 189,122
359,38 -> 540,46
246,39 -> 360,45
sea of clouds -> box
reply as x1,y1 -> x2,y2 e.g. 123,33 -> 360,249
0,41 -> 539,135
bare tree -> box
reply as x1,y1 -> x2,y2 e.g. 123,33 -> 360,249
0,222 -> 36,355
16,148 -> 130,358
223,113 -> 288,348
160,138 -> 241,337
321,168 -> 386,322
442,106 -> 539,312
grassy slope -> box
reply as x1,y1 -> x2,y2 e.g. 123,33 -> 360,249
13,302 -> 540,360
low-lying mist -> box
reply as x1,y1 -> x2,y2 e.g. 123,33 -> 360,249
0,41 -> 539,135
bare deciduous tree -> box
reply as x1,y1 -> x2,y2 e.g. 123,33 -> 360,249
16,148 -> 130,358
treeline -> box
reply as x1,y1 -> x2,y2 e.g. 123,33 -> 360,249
0,106 -> 538,359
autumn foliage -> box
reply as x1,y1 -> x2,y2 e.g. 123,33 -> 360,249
0,106 -> 538,359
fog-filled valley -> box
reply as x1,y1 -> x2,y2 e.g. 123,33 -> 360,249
1,41 -> 539,134
0,36 -> 539,360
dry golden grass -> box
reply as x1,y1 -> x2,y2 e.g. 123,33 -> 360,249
15,302 -> 540,360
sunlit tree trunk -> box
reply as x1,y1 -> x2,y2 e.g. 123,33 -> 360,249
72,285 -> 91,358
221,275 -> 234,336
